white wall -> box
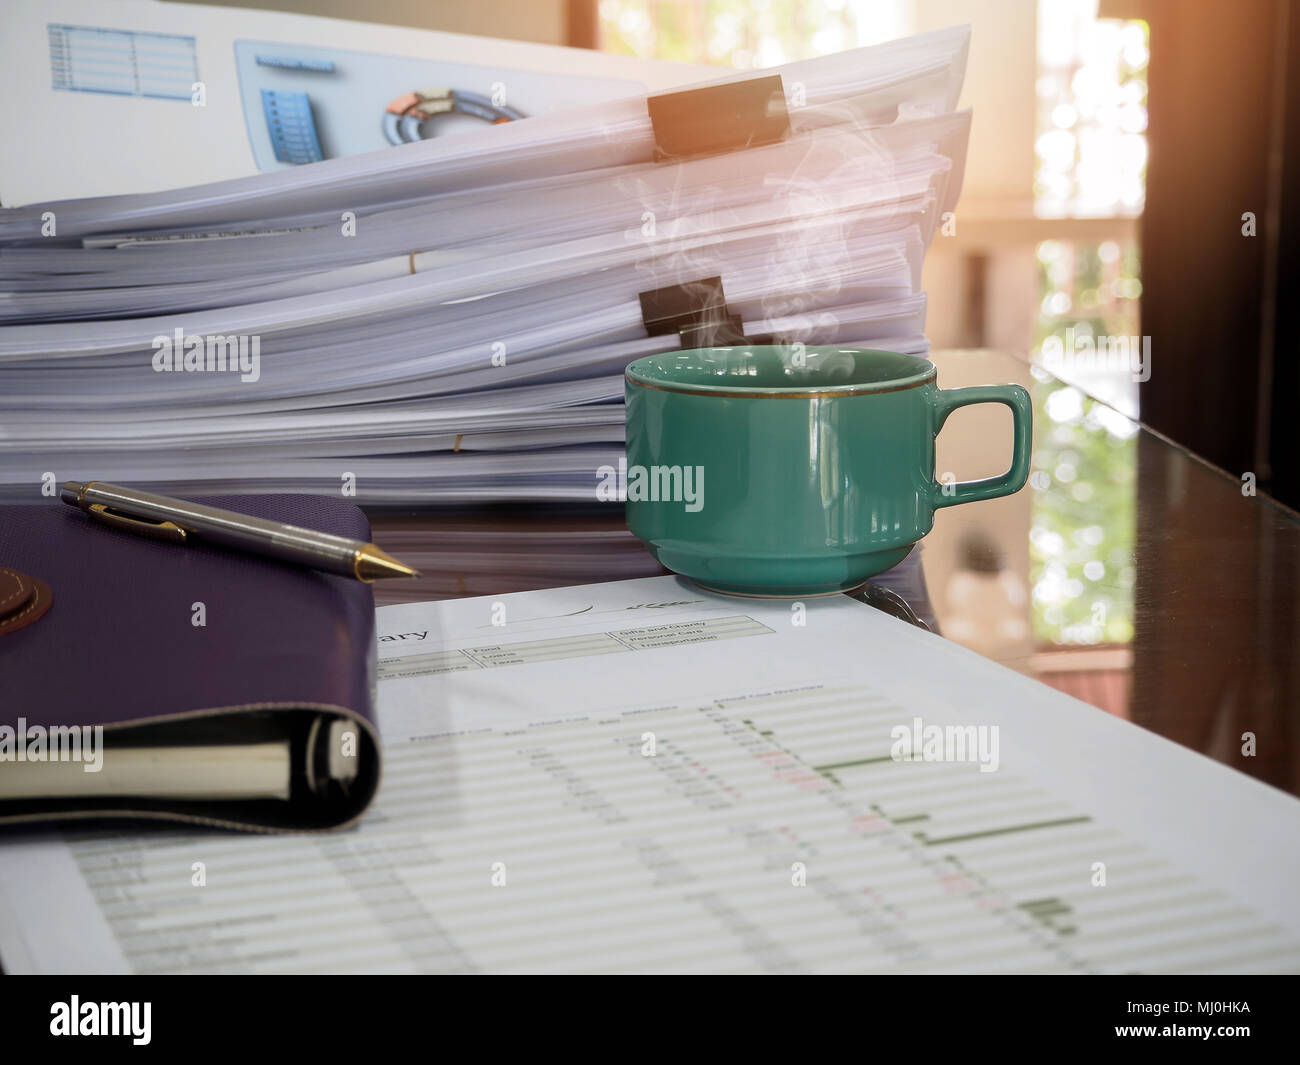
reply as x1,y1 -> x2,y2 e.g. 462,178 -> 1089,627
914,0 -> 1039,217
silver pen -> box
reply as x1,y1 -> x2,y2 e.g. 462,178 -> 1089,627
60,480 -> 419,582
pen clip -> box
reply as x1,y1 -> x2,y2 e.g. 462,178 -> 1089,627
87,503 -> 189,543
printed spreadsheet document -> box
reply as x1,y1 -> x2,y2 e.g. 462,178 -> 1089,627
0,575 -> 1297,973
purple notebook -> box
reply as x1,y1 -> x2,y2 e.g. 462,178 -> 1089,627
0,495 -> 379,832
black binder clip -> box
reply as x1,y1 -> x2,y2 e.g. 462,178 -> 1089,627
648,75 -> 791,163
679,314 -> 748,348
638,277 -> 750,348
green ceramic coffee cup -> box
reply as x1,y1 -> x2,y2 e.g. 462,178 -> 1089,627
624,345 -> 1031,597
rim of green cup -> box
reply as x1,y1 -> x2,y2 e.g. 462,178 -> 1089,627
625,345 -> 937,398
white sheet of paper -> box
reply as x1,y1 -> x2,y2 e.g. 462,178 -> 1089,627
0,0 -> 707,205
1,575 -> 1296,973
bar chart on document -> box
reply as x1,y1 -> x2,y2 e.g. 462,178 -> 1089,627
7,579 -> 1296,975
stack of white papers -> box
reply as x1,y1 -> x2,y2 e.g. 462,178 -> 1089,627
0,27 -> 972,503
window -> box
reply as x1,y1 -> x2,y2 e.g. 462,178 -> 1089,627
598,0 -> 915,67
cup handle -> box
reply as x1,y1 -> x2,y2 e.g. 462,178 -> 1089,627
931,384 -> 1033,508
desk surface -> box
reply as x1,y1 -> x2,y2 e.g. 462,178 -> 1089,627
369,349 -> 1300,799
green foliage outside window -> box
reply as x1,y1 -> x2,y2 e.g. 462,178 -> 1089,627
1030,239 -> 1139,646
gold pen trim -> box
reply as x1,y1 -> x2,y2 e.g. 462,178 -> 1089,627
352,547 -> 373,583
87,503 -> 188,543
353,544 -> 421,581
